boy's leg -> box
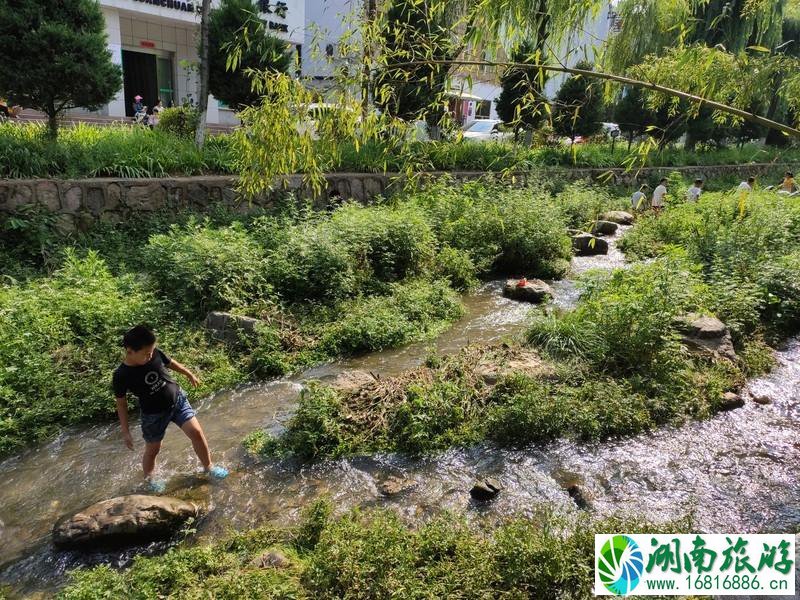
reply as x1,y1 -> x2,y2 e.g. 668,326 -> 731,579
143,441 -> 162,479
180,417 -> 212,470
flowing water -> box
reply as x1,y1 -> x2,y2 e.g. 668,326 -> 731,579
2,227 -> 799,597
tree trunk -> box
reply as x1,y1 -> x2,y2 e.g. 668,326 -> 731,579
46,107 -> 58,140
195,0 -> 211,148
361,0 -> 377,119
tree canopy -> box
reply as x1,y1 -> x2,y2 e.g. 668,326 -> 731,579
208,0 -> 293,109
0,0 -> 122,137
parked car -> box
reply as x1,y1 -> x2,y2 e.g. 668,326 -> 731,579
462,119 -> 512,142
601,122 -> 622,139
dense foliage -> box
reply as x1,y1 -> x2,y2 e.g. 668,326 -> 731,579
0,179 -> 593,458
248,189 -> 799,461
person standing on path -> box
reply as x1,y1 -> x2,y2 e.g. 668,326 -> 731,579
113,325 -> 228,492
631,184 -> 649,211
651,178 -> 668,214
686,179 -> 704,203
737,177 -> 755,192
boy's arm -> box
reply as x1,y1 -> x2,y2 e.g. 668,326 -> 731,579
116,397 -> 134,450
167,359 -> 201,387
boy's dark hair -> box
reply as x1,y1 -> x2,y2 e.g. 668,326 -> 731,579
660,178 -> 668,184
694,179 -> 703,185
123,325 -> 156,350
748,177 -> 756,184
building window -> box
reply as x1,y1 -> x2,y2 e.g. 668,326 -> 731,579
475,100 -> 491,119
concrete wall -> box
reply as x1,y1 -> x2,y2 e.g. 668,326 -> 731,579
1,164 -> 795,235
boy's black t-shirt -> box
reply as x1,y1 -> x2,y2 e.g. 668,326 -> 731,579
112,349 -> 179,414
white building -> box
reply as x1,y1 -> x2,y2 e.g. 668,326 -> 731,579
76,0 -> 617,127
93,0 -> 305,125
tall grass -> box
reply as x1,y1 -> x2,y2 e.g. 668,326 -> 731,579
2,121 -> 799,179
60,499 -> 686,600
0,122 -> 234,179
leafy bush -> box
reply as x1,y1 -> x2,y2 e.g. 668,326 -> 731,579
433,245 -> 479,291
411,179 -> 572,278
759,251 -> 800,336
319,280 -> 464,355
555,182 -> 626,229
265,222 -> 359,304
0,251 -> 156,456
486,375 -> 655,447
0,249 -> 244,457
144,220 -> 272,315
157,106 -> 200,139
619,191 -> 800,341
527,257 -> 704,374
327,203 -> 436,284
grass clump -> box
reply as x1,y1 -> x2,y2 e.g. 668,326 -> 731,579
251,257 -> 752,461
144,220 -> 272,315
60,499 -> 685,600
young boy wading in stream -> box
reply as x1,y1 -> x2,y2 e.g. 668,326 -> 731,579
113,325 -> 228,492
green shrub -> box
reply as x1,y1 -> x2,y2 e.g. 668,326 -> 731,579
265,223 -> 359,304
527,257 -> 703,374
0,251 -> 156,456
327,203 -> 436,284
157,106 -> 200,138
144,220 -> 271,315
433,245 -> 479,291
759,251 -> 800,335
411,180 -> 572,278
319,280 -> 464,355
0,249 -> 243,457
62,505 -> 687,600
619,191 -> 800,340
486,375 -> 655,447
555,182 -> 624,229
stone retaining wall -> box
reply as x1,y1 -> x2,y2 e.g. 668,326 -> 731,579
1,163 -> 795,234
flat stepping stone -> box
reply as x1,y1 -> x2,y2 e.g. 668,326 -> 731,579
53,494 -> 202,549
503,279 -> 553,303
572,233 -> 608,256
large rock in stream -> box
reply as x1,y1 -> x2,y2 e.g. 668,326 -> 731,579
503,279 -> 553,303
591,220 -> 619,236
601,210 -> 635,225
674,313 -> 737,361
572,233 -> 609,256
53,495 -> 202,549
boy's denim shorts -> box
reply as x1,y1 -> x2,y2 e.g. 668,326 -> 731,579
140,390 -> 196,443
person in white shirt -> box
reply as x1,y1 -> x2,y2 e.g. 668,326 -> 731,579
651,178 -> 668,213
686,179 -> 703,202
737,177 -> 755,192
631,184 -> 649,211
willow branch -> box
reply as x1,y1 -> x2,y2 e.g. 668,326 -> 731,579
381,59 -> 800,138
